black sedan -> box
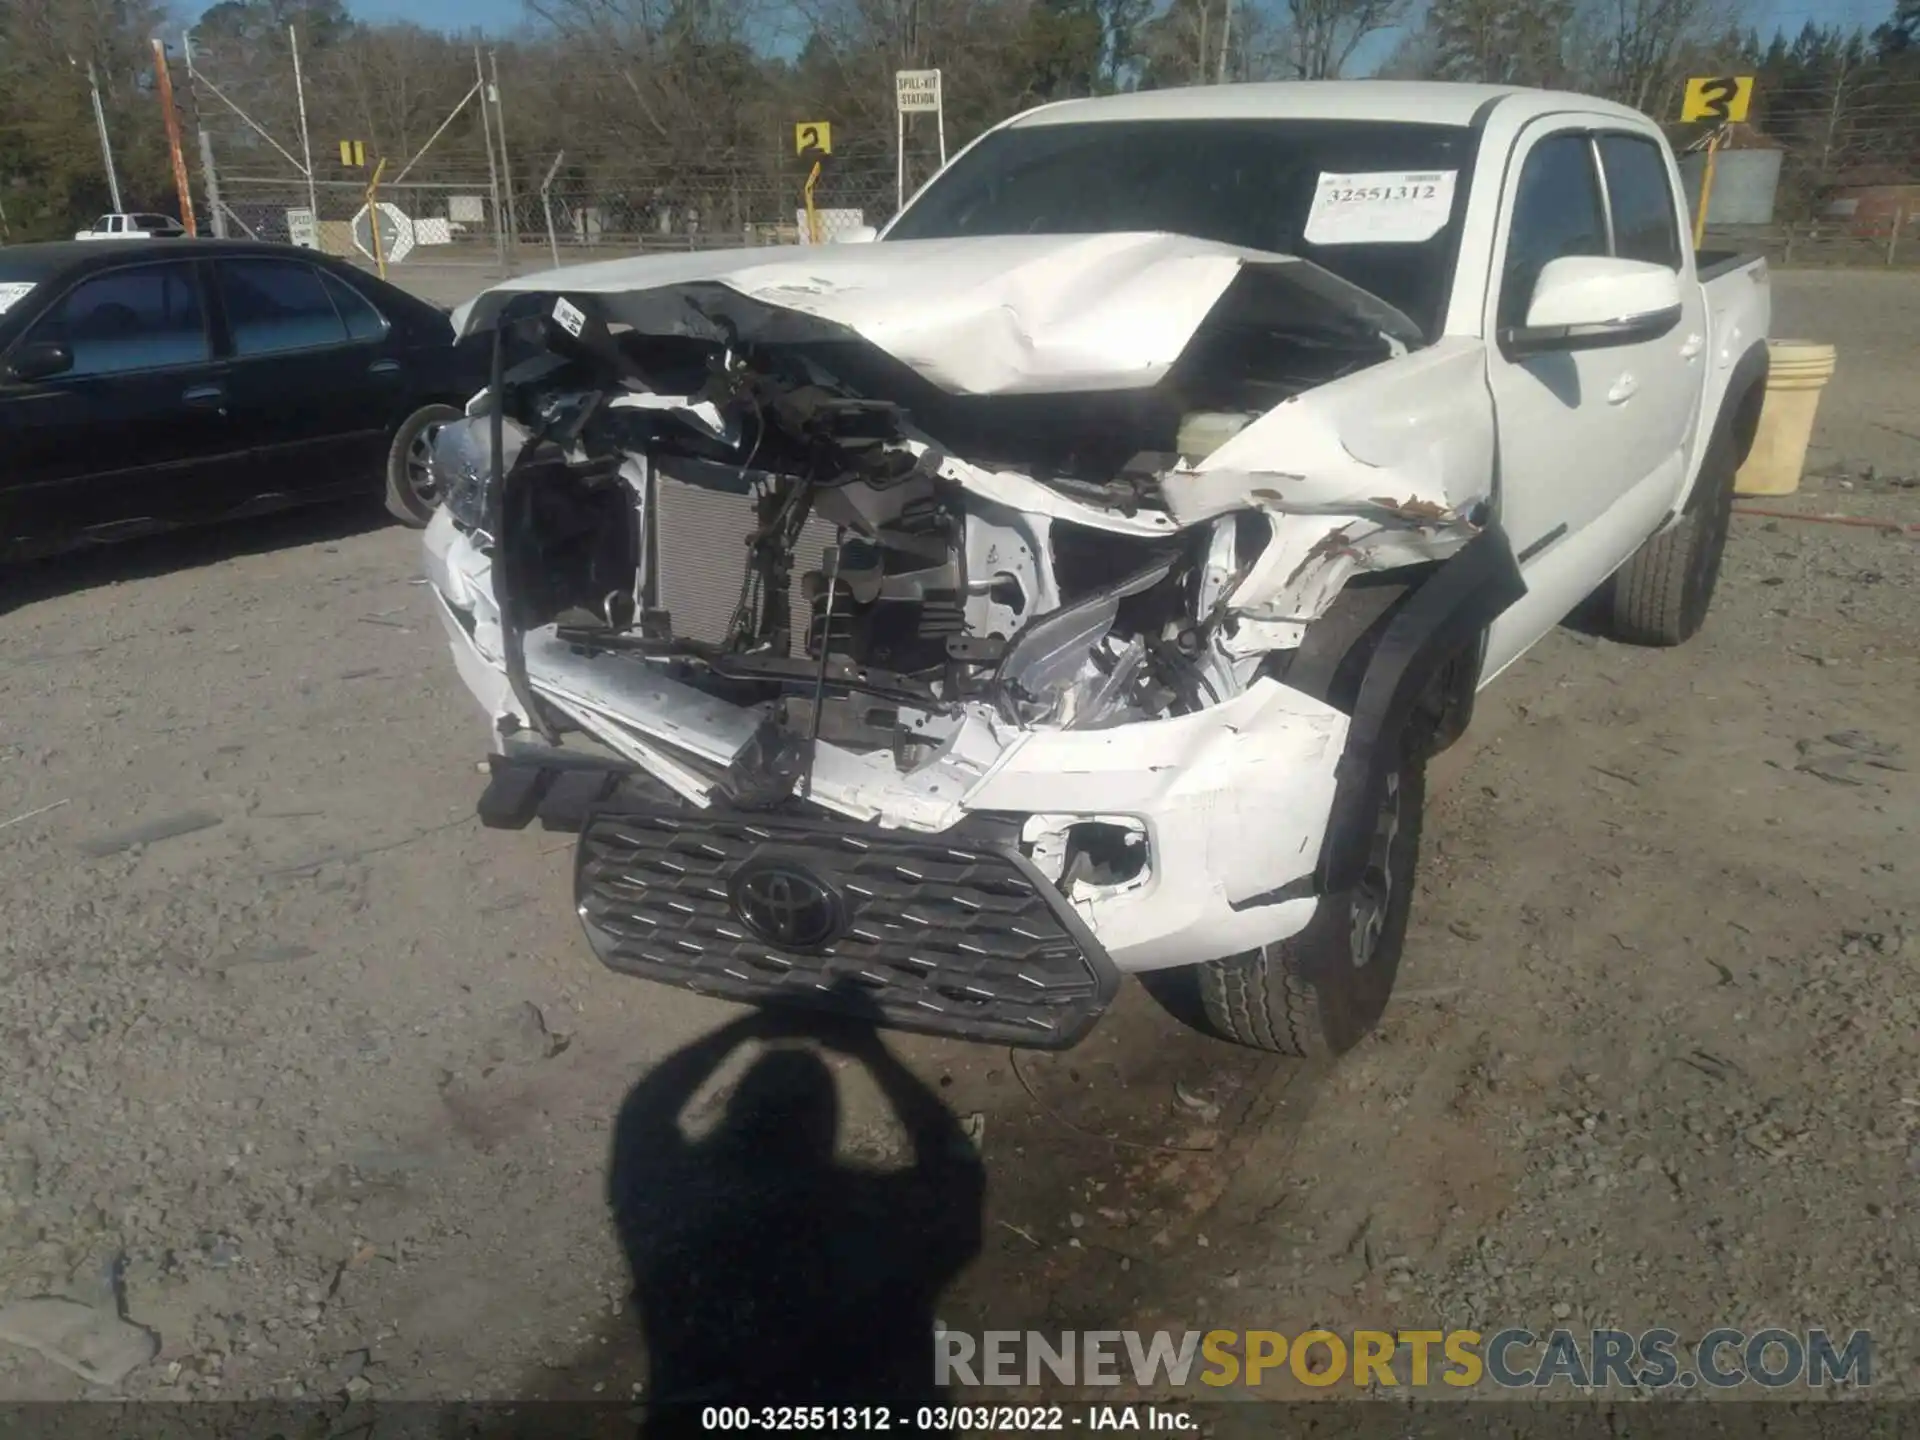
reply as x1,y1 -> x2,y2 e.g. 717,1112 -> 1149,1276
0,238 -> 487,563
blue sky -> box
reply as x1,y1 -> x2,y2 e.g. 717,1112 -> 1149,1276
187,0 -> 1897,50
336,0 -> 524,30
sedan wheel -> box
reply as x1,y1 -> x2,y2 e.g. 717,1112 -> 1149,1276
384,403 -> 464,527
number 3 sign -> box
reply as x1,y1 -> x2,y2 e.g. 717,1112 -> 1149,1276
1681,76 -> 1754,123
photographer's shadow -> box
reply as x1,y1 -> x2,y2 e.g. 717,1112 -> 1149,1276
610,1004 -> 984,1428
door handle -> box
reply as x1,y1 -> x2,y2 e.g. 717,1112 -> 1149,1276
182,383 -> 226,410
1606,373 -> 1638,405
368,359 -> 402,377
1679,333 -> 1705,359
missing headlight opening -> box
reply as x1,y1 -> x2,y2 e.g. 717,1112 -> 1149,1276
1021,816 -> 1151,901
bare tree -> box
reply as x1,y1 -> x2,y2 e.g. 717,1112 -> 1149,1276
1281,0 -> 1408,78
318,23 -> 473,162
1417,0 -> 1573,86
1585,0 -> 1742,111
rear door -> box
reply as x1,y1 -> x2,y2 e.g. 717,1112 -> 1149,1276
1591,132 -> 1707,488
210,256 -> 400,499
0,257 -> 246,549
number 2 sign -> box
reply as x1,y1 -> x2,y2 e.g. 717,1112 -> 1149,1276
794,122 -> 833,157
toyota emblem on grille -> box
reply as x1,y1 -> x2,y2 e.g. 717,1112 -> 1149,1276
728,859 -> 846,951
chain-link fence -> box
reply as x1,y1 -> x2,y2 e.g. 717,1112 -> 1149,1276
181,30 -> 922,282
178,33 -> 1920,283
528,166 -> 898,254
1704,215 -> 1920,269
204,150 -> 905,277
212,176 -> 503,259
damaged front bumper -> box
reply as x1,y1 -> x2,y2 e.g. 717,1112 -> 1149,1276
427,513 -> 1346,1044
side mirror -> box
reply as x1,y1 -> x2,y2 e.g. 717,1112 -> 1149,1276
1501,256 -> 1683,357
833,225 -> 879,244
6,341 -> 74,383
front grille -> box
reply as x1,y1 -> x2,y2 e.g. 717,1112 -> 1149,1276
575,809 -> 1118,1048
653,472 -> 840,650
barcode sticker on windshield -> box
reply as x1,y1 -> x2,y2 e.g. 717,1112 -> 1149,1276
552,297 -> 586,337
1304,170 -> 1457,246
0,283 -> 34,316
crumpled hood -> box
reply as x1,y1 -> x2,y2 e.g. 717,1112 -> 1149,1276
451,231 -> 1420,396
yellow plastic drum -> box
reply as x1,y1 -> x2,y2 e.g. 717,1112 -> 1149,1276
1734,340 -> 1837,497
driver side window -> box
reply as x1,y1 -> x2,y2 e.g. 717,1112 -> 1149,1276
27,264 -> 210,377
1498,134 -> 1608,331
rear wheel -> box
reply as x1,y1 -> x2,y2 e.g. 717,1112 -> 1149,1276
1197,739 -> 1427,1057
384,403 -> 462,527
1602,431 -> 1736,647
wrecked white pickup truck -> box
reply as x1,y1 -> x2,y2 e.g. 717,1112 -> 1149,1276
424,81 -> 1770,1054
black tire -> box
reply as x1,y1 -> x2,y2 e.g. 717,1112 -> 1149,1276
1602,432 -> 1736,648
1197,742 -> 1427,1057
384,403 -> 463,527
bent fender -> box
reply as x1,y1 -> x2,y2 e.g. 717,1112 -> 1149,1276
1315,526 -> 1525,894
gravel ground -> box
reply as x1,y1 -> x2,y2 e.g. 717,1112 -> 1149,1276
0,268 -> 1913,1407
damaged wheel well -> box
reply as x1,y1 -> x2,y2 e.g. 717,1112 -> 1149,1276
1287,527 -> 1525,894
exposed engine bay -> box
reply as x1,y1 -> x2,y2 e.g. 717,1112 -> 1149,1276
426,233 -> 1495,976
446,294 -> 1379,760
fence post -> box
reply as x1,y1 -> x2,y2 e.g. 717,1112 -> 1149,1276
540,149 -> 565,271
1889,207 -> 1904,268
79,59 -> 124,213
365,158 -> 390,279
198,129 -> 228,239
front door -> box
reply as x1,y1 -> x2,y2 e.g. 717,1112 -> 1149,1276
1481,124 -> 1707,678
0,258 -> 246,551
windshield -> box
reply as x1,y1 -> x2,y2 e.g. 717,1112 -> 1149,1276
887,118 -> 1476,339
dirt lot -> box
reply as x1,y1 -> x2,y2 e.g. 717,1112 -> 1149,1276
0,269 -> 1914,1409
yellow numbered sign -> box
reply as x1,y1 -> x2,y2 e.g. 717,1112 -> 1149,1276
339,139 -> 366,167
794,121 -> 832,157
1681,76 -> 1754,123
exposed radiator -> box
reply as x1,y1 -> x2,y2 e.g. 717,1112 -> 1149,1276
650,470 -> 840,652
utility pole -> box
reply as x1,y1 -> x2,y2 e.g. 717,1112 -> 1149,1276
74,57 -> 125,213
475,44 -> 508,274
290,24 -> 319,223
152,40 -> 199,235
488,50 -> 519,255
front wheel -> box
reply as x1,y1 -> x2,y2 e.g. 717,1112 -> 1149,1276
1197,742 -> 1427,1057
384,403 -> 463,527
